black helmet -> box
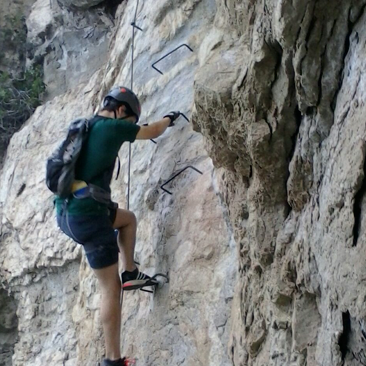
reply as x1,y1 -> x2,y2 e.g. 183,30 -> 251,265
103,86 -> 141,122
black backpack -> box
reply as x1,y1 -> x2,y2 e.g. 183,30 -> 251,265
46,118 -> 94,198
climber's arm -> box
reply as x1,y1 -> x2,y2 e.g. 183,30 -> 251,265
136,117 -> 171,140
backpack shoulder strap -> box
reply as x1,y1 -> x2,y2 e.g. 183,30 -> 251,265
87,115 -> 101,130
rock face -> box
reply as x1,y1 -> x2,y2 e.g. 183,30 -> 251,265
1,1 -> 235,365
26,0 -> 118,99
193,1 -> 366,365
1,0 -> 366,365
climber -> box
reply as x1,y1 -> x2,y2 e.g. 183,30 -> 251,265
55,86 -> 181,366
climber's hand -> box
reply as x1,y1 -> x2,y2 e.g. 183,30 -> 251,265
163,111 -> 181,127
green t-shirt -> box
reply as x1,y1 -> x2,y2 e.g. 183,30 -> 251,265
55,115 -> 140,215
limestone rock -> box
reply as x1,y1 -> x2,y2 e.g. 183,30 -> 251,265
0,1 -> 235,365
193,0 -> 366,365
2,0 -> 366,365
26,0 -> 116,99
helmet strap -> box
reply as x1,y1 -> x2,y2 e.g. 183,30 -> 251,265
126,113 -> 138,124
121,111 -> 138,123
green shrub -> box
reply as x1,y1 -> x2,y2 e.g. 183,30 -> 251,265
0,14 -> 27,64
0,65 -> 45,147
0,13 -> 45,160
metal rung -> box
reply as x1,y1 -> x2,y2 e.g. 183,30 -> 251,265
161,166 -> 203,195
152,44 -> 194,75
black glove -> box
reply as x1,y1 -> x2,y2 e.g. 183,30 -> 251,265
163,111 -> 181,126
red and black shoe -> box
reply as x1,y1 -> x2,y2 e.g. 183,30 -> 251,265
101,357 -> 136,366
121,268 -> 158,291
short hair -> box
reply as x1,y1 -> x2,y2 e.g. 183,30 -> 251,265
102,96 -> 135,116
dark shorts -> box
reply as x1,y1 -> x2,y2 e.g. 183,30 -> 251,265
57,209 -> 118,269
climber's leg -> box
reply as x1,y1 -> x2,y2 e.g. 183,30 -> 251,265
112,208 -> 137,272
111,208 -> 156,290
93,263 -> 122,361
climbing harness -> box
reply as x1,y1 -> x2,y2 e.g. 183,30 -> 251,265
72,181 -> 118,209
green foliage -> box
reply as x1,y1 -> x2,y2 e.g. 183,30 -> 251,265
0,13 -> 44,159
0,65 -> 45,146
0,14 -> 27,63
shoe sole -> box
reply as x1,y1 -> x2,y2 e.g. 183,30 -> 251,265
122,279 -> 158,291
